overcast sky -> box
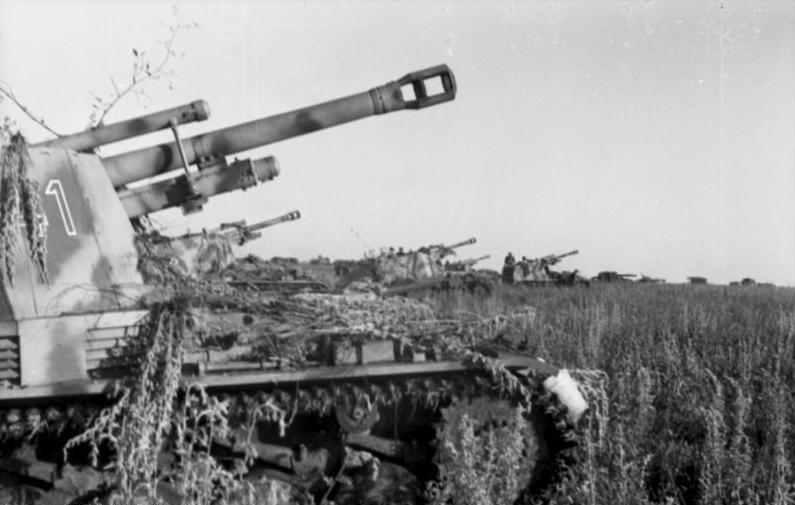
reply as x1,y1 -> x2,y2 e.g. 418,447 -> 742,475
2,0 -> 793,285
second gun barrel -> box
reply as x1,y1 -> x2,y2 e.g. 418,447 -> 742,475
103,65 -> 456,187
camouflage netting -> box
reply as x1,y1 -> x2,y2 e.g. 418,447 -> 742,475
135,231 -> 234,283
222,254 -> 312,282
136,231 -> 326,288
133,232 -> 539,367
68,233 -> 567,505
373,248 -> 451,285
133,289 -> 541,374
0,132 -> 49,285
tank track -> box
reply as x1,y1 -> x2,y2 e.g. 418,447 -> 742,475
0,356 -> 579,505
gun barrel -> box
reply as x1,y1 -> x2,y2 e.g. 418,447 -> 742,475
102,65 -> 456,187
34,100 -> 210,152
233,210 -> 301,234
556,249 -> 579,259
445,237 -> 477,250
458,254 -> 490,266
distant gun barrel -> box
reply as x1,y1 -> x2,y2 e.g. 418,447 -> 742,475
222,210 -> 301,245
470,254 -> 490,263
446,254 -> 490,272
229,210 -> 301,234
444,237 -> 477,250
34,100 -> 211,152
541,249 -> 579,264
102,65 -> 457,187
463,254 -> 490,265
173,209 -> 301,245
552,250 -> 579,261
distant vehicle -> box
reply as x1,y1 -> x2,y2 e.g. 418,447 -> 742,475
338,238 -> 498,296
592,271 -> 637,283
730,278 -> 773,288
507,250 -> 587,286
688,276 -> 708,285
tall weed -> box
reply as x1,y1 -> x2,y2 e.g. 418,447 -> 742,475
430,284 -> 795,505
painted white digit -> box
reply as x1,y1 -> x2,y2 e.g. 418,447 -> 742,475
45,180 -> 77,236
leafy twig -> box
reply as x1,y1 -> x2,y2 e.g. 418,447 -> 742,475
89,5 -> 198,127
0,83 -> 62,137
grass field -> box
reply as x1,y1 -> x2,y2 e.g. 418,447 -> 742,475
4,282 -> 793,505
431,283 -> 795,505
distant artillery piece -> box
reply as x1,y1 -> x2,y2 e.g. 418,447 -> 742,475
688,276 -> 708,285
334,238 -> 495,295
730,278 -> 774,288
137,211 -> 303,282
591,271 -> 637,283
378,238 -> 499,296
508,250 -> 587,286
539,250 -> 580,267
389,237 -> 478,279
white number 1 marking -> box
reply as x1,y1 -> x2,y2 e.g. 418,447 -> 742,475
45,180 -> 77,236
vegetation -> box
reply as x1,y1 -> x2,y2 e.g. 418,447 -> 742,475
427,405 -> 535,505
430,283 -> 795,505
0,133 -> 48,285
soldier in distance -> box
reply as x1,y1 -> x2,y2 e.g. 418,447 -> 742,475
502,252 -> 516,284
